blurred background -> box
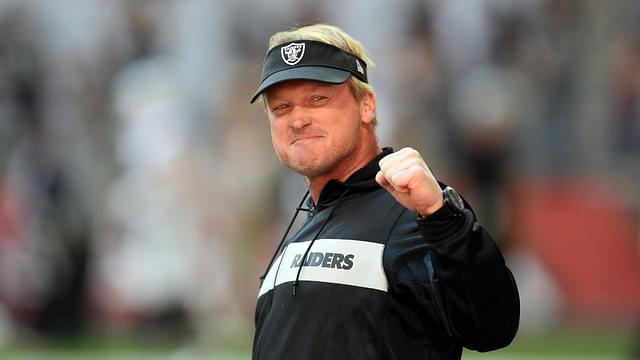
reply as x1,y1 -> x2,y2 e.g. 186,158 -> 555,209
0,0 -> 639,358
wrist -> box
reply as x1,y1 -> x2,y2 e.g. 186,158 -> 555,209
416,199 -> 444,218
417,186 -> 465,221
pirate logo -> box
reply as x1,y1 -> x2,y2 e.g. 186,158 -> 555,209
281,42 -> 305,66
355,59 -> 364,75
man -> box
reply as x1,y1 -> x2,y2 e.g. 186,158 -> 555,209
250,23 -> 519,360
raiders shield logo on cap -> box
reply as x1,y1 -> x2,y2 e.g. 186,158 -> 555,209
281,42 -> 305,65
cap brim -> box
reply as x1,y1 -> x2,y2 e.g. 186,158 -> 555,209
250,66 -> 351,103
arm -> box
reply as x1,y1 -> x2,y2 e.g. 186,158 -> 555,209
417,206 -> 519,351
378,148 -> 520,351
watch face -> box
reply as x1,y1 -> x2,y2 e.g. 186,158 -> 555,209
445,187 -> 465,213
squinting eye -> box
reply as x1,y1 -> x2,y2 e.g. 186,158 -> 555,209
272,103 -> 289,112
310,95 -> 329,106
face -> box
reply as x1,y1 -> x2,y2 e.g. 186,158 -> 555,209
265,80 -> 375,179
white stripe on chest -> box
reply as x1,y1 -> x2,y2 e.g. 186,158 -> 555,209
258,238 -> 388,297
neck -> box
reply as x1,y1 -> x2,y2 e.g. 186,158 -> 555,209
306,142 -> 380,204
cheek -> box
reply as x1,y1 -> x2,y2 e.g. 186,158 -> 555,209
269,121 -> 287,151
337,110 -> 362,137
268,116 -> 282,136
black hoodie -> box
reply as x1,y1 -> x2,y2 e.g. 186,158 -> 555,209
253,148 -> 519,360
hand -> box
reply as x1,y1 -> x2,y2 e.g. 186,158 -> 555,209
375,148 -> 443,217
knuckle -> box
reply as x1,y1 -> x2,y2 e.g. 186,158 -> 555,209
403,147 -> 417,155
391,172 -> 402,185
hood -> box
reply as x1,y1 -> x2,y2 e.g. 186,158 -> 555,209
311,147 -> 393,210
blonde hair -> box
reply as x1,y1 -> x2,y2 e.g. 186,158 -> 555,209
263,24 -> 377,125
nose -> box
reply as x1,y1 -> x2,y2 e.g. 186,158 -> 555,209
288,106 -> 311,130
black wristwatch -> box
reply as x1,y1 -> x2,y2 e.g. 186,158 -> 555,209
418,186 -> 465,221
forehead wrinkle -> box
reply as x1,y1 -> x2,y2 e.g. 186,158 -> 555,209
268,81 -> 339,102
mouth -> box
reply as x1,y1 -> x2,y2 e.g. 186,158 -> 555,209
290,135 -> 323,145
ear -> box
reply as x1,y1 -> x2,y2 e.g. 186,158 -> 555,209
360,91 -> 376,125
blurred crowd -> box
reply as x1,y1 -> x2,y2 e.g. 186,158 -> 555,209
0,0 -> 639,350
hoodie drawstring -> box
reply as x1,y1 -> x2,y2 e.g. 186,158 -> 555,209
259,190 -> 310,284
292,189 -> 350,296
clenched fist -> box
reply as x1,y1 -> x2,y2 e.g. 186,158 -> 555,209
375,147 -> 443,217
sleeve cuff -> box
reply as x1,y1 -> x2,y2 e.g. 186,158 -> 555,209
417,209 -> 474,251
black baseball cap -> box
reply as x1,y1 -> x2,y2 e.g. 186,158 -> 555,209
250,40 -> 368,103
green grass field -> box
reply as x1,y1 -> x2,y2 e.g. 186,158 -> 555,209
0,326 -> 636,360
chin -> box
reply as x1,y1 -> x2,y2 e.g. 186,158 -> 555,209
286,160 -> 325,177
282,153 -> 330,177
